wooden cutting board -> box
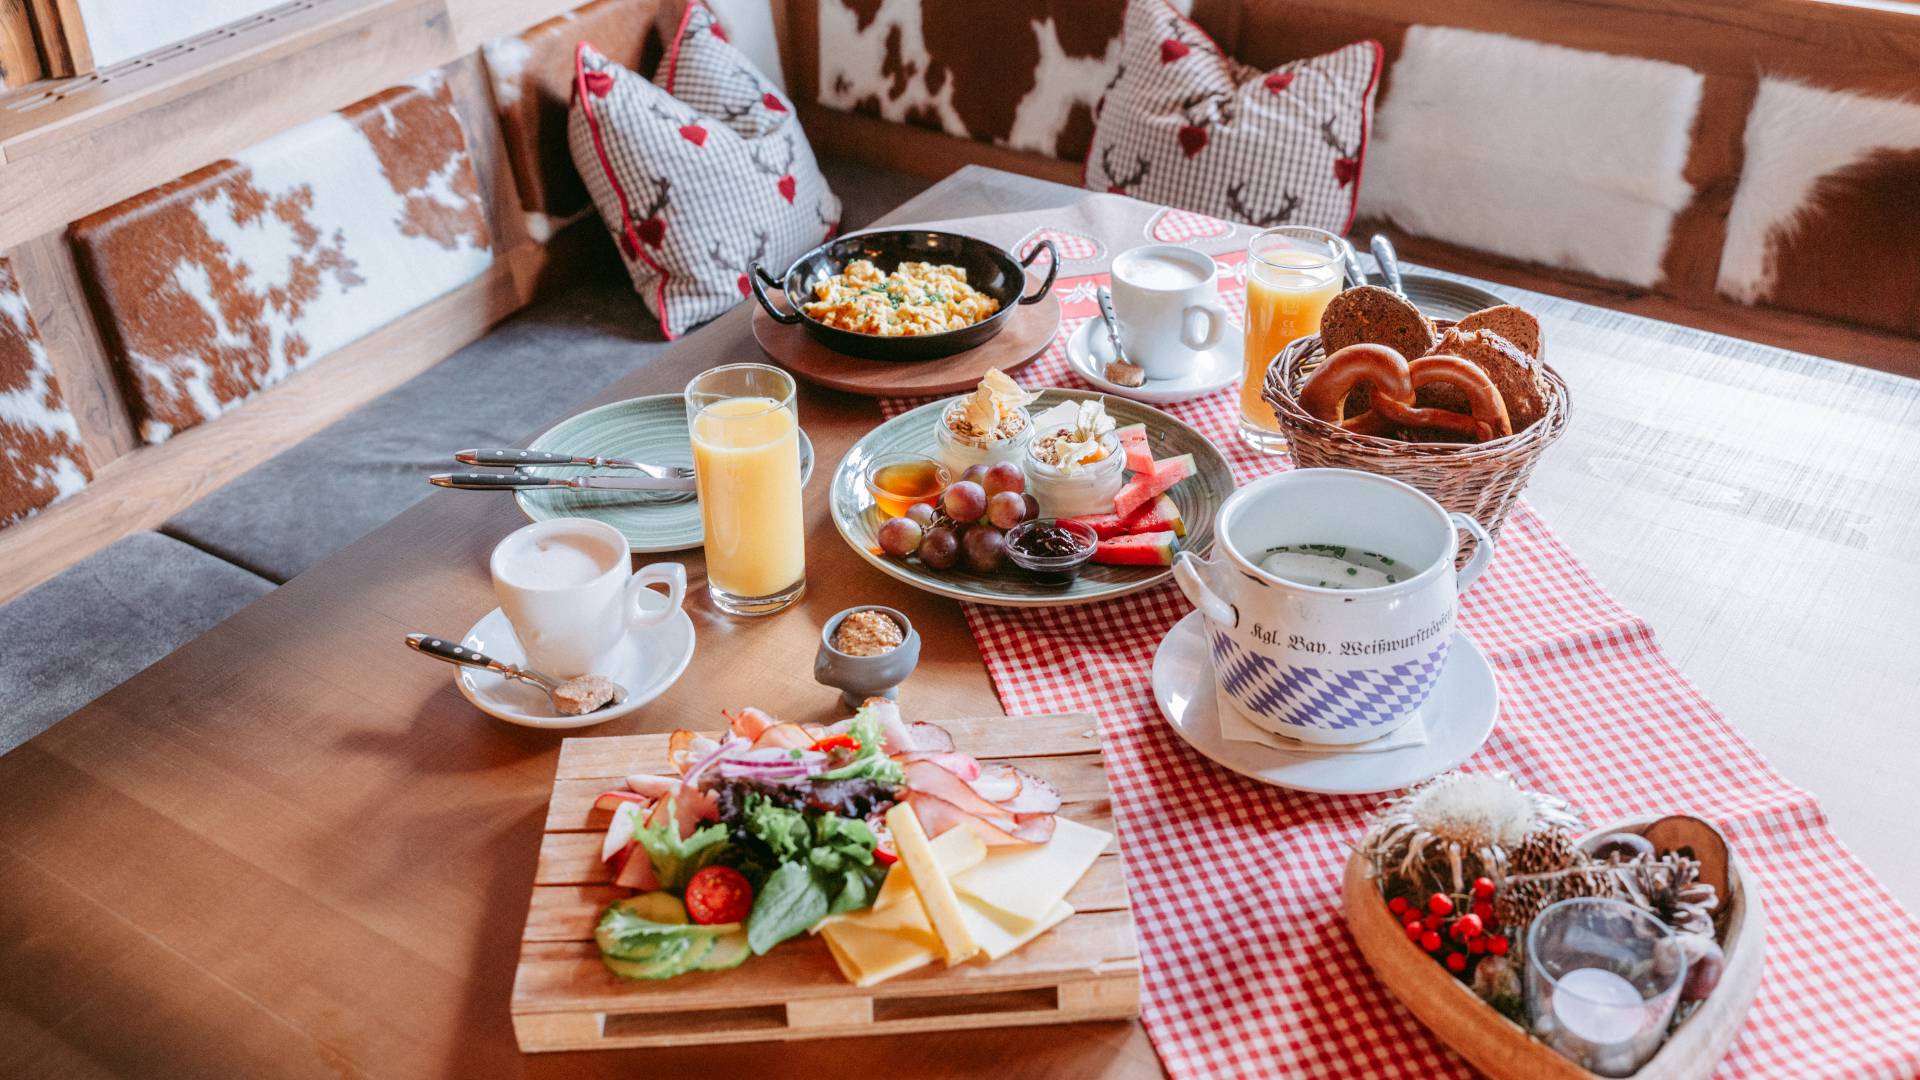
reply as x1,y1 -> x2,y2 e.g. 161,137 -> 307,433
510,713 -> 1141,1052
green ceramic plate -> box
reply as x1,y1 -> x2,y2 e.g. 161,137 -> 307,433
515,395 -> 815,553
829,390 -> 1234,607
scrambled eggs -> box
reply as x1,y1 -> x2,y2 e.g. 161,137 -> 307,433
802,259 -> 1001,336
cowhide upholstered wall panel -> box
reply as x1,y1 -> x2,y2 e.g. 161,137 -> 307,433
484,0 -> 662,237
816,0 -> 1164,162
0,257 -> 90,527
1719,78 -> 1920,338
70,75 -> 494,445
1358,26 -> 1703,289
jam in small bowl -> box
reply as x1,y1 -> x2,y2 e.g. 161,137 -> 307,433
1004,518 -> 1098,587
864,454 -> 950,518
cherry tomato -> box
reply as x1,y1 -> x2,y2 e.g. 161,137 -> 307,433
684,866 -> 753,925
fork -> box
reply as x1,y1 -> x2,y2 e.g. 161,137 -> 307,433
454,448 -> 694,480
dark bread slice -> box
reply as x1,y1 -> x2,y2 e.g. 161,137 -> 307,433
1456,305 -> 1543,359
1318,285 -> 1435,360
1417,328 -> 1547,432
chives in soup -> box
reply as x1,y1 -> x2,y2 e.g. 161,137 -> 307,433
1256,544 -> 1407,590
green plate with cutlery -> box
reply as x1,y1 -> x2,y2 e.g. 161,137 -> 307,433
829,390 -> 1234,607
515,395 -> 815,553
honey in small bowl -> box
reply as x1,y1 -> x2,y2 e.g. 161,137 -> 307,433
865,455 -> 949,518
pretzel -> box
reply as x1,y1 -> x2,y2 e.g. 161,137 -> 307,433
1299,345 -> 1512,443
1298,344 -> 1412,435
1372,355 -> 1513,443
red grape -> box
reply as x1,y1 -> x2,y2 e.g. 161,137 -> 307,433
986,491 -> 1029,529
942,480 -> 987,522
962,526 -> 1007,572
983,462 -> 1025,497
904,502 -> 937,527
919,526 -> 960,570
877,516 -> 923,558
958,464 -> 990,487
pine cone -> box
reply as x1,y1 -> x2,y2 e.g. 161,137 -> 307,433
1618,853 -> 1717,937
1493,877 -> 1556,931
1507,827 -> 1578,876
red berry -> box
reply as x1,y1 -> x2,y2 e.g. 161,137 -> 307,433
1469,937 -> 1488,954
1406,921 -> 1425,943
1445,951 -> 1468,973
1428,893 -> 1454,916
1489,935 -> 1510,957
1424,913 -> 1444,930
1388,896 -> 1410,915
1455,914 -> 1484,939
1472,877 -> 1495,899
1420,931 -> 1443,953
1472,900 -> 1495,924
1404,909 -> 1424,929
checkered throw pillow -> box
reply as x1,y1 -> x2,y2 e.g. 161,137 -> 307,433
1084,0 -> 1381,235
569,2 -> 839,338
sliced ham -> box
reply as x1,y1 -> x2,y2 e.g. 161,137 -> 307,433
909,722 -> 955,752
869,700 -> 916,755
909,792 -> 1049,848
623,774 -> 680,800
750,722 -> 815,750
903,759 -> 1011,821
667,730 -> 719,774
595,789 -> 653,812
896,751 -> 980,782
987,766 -> 1062,815
642,782 -> 720,839
726,706 -> 781,741
967,763 -> 1021,803
614,847 -> 660,890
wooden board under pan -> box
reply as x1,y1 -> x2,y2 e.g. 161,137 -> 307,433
750,288 -> 1060,397
1343,816 -> 1765,1079
511,713 -> 1139,1051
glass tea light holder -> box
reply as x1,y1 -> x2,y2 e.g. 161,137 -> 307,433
1524,897 -> 1685,1077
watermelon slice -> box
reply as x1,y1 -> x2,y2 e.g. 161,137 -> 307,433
1066,494 -> 1186,540
1115,423 -> 1155,475
1114,453 -> 1193,519
1093,530 -> 1180,566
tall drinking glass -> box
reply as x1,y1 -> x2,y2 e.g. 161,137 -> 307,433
685,364 -> 806,616
1240,226 -> 1349,454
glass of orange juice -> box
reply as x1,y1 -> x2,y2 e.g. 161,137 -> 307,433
686,364 -> 807,616
1240,226 -> 1350,454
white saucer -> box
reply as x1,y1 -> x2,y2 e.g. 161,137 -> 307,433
1065,317 -> 1243,405
1150,612 -> 1498,793
453,606 -> 695,729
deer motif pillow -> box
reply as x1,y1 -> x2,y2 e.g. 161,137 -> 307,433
1084,0 -> 1381,235
570,2 -> 839,337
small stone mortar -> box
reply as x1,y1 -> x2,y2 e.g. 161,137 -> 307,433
813,605 -> 921,709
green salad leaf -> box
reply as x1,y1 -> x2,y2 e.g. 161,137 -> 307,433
814,707 -> 904,785
632,799 -> 730,890
747,862 -> 829,955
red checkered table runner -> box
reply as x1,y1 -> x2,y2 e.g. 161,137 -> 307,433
879,261 -> 1920,1078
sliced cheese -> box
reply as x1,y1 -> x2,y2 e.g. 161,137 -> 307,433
952,816 -> 1112,927
885,802 -> 980,965
957,896 -> 1074,961
820,920 -> 940,987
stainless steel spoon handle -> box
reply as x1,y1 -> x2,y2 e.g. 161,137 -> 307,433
1370,234 -> 1405,297
405,633 -> 554,690
1341,244 -> 1370,290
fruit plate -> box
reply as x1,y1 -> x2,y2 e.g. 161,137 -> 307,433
828,390 -> 1236,607
1343,816 -> 1766,1080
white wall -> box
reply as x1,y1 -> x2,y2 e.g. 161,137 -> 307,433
76,0 -> 284,68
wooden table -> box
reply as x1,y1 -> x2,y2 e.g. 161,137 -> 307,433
2,166 -> 1915,1079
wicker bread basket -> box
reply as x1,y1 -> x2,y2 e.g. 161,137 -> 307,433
1260,321 -> 1570,564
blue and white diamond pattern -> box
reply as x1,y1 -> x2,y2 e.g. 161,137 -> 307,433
1210,633 -> 1451,734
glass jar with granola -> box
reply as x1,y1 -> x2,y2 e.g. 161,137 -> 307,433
934,368 -> 1037,475
1025,398 -> 1125,517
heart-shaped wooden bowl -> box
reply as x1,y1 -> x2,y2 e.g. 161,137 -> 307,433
1343,817 -> 1765,1079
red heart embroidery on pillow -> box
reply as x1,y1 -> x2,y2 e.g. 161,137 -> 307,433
1177,125 -> 1209,158
679,124 -> 708,146
636,216 -> 666,247
736,272 -> 752,296
777,175 -> 797,203
1333,156 -> 1360,187
710,23 -> 728,41
1159,39 -> 1189,64
762,92 -> 788,113
583,70 -> 614,98
1265,72 -> 1295,93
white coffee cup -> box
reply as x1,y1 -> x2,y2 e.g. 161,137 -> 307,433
490,518 -> 686,678
1172,469 -> 1493,744
1109,244 -> 1229,381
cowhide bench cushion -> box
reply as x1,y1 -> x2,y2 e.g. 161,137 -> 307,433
0,257 -> 91,528
69,74 -> 495,445
0,532 -> 273,755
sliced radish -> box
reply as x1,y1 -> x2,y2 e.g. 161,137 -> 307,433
614,847 -> 659,890
601,801 -> 643,863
